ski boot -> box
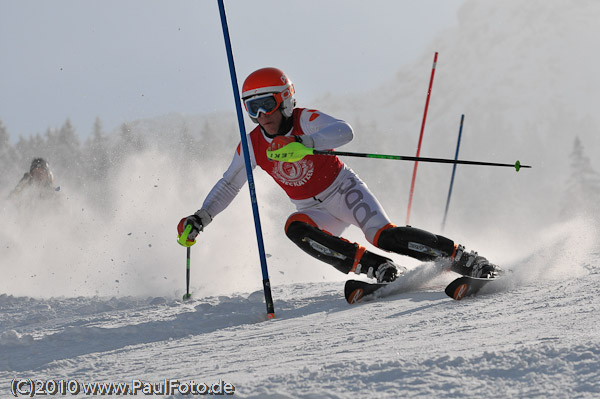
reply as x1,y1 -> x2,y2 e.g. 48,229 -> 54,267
356,259 -> 403,283
450,245 -> 500,279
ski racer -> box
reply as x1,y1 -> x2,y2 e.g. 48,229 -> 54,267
178,67 -> 498,283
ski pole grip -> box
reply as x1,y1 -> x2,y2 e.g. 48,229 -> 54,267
266,142 -> 314,162
177,224 -> 196,247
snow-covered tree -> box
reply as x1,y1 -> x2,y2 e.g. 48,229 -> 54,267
0,119 -> 19,193
84,117 -> 111,181
561,136 -> 600,219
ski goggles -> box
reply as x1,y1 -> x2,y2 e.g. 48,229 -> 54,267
243,93 -> 283,118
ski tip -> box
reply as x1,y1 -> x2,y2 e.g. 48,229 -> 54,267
347,288 -> 364,304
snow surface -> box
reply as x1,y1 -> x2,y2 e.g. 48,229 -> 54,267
1,218 -> 599,398
2,0 -> 600,398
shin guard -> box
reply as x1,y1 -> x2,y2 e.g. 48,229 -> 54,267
285,221 -> 391,275
376,226 -> 455,261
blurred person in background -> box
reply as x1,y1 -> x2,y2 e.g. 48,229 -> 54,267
8,158 -> 59,202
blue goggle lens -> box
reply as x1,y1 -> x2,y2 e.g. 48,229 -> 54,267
245,95 -> 279,118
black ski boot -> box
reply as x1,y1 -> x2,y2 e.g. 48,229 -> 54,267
450,245 -> 499,279
355,259 -> 402,283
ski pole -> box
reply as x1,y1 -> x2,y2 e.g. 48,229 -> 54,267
183,246 -> 192,301
177,224 -> 195,301
266,143 -> 531,171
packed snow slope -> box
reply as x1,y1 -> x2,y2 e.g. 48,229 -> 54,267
1,218 -> 599,398
1,0 -> 600,398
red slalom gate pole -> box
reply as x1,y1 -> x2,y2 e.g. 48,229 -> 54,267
406,52 -> 438,225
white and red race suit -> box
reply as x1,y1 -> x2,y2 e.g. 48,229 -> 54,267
201,108 -> 393,244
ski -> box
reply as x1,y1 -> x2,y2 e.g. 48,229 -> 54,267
344,261 -> 444,304
344,280 -> 388,304
345,261 -> 504,304
346,274 -> 502,304
444,275 -> 496,300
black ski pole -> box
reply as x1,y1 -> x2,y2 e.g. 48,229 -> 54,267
267,143 -> 531,172
183,246 -> 192,301
178,224 -> 194,301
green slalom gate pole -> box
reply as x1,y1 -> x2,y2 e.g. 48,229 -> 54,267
266,143 -> 531,172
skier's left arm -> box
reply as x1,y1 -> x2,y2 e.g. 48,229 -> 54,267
297,109 -> 353,150
7,173 -> 31,200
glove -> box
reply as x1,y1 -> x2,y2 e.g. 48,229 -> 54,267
177,209 -> 212,243
269,133 -> 320,151
268,135 -> 297,152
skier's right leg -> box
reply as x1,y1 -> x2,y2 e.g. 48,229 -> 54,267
284,213 -> 399,282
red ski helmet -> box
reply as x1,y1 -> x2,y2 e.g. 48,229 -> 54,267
242,67 -> 296,122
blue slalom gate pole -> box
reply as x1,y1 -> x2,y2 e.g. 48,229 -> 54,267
217,0 -> 275,319
441,114 -> 465,232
